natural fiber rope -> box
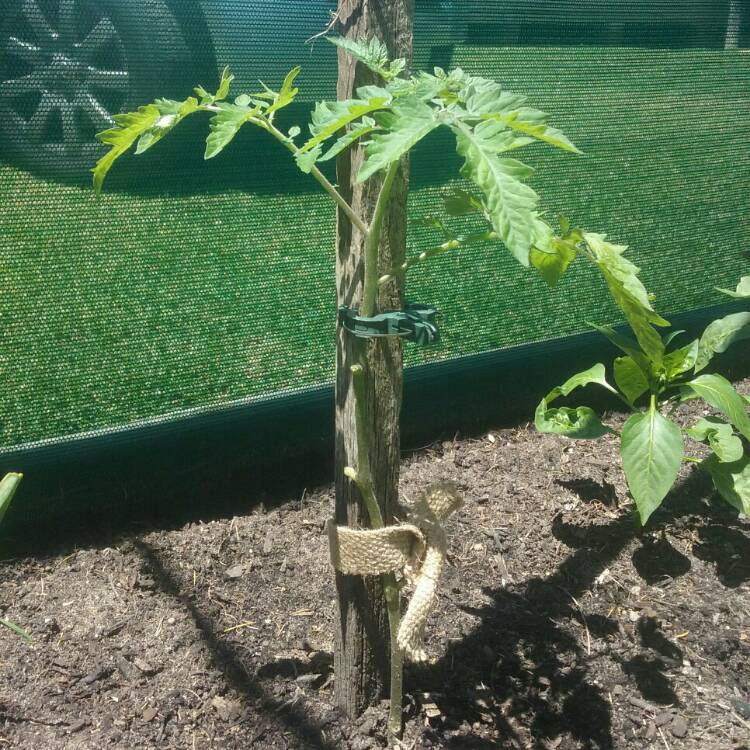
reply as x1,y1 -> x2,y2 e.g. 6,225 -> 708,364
327,481 -> 463,662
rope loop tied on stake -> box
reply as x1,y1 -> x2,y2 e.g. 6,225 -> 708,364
327,481 -> 463,662
338,302 -> 440,346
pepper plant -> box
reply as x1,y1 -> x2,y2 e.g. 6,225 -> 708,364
0,472 -> 30,640
535,270 -> 750,523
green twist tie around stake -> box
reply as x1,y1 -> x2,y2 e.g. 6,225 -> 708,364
339,303 -> 440,346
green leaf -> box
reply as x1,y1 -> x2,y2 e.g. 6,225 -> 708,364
299,91 -> 391,155
545,362 -> 617,403
327,36 -> 406,81
452,120 -> 540,265
0,472 -> 22,527
205,102 -> 261,159
482,107 -> 581,154
663,339 -> 698,380
686,373 -> 750,441
357,96 -> 440,182
287,125 -> 301,140
716,275 -> 750,299
535,400 -> 612,439
444,189 -> 483,216
134,96 -> 200,154
620,409 -> 683,524
588,322 -> 651,375
583,233 -> 669,364
294,144 -> 323,174
318,117 -> 376,162
195,66 -> 234,104
695,311 -> 750,372
92,104 -> 161,192
686,417 -> 743,463
266,66 -> 301,115
530,237 -> 577,287
702,453 -> 750,514
460,77 -> 527,116
614,356 -> 649,404
0,618 -> 32,642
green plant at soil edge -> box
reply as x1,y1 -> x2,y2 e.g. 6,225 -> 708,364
535,272 -> 750,524
0,472 -> 31,641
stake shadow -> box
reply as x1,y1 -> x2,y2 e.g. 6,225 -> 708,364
133,539 -> 337,750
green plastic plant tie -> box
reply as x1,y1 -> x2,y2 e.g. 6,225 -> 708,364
338,303 -> 440,346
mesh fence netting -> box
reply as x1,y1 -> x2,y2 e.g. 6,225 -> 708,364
1,0 -> 748,451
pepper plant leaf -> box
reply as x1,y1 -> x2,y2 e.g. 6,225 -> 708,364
686,417 -> 743,463
544,362 -> 617,403
694,312 -> 750,372
0,472 -> 22,527
716,275 -> 750,299
535,402 -> 612,439
620,409 -> 683,524
583,233 -> 669,364
664,339 -> 698,380
452,120 -> 541,265
686,373 -> 750,441
357,96 -> 441,182
702,453 -> 750,514
588,322 -> 652,375
614,356 -> 649,404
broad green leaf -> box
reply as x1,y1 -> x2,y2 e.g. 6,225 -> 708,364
545,363 -> 617,403
93,104 -> 161,192
444,189 -> 483,216
135,96 -> 200,154
716,275 -> 750,299
327,36 -> 406,81
686,417 -> 743,463
588,322 -> 651,375
299,91 -> 391,155
620,409 -> 683,524
695,311 -> 750,372
0,472 -> 22,527
287,125 -> 301,140
0,618 -> 32,642
583,233 -> 669,364
614,356 -> 649,404
662,329 -> 686,348
535,400 -> 611,439
530,237 -> 577,287
357,96 -> 440,182
664,339 -> 698,380
482,107 -> 581,154
318,117 -> 376,162
686,373 -> 750,441
702,453 -> 750,514
266,66 -> 301,116
452,120 -> 540,265
195,66 -> 234,104
205,102 -> 261,159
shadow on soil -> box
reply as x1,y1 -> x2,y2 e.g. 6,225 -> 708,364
407,468 -> 747,749
134,538 -> 337,749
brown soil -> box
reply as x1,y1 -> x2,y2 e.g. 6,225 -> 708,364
1,383 -> 749,750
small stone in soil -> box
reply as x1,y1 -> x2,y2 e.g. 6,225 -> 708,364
211,696 -> 242,722
670,716 -> 688,738
224,564 -> 245,579
142,707 -> 158,722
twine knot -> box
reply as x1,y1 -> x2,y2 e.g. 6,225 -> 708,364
327,481 -> 463,662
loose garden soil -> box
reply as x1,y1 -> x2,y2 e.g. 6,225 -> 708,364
1,380 -> 749,750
